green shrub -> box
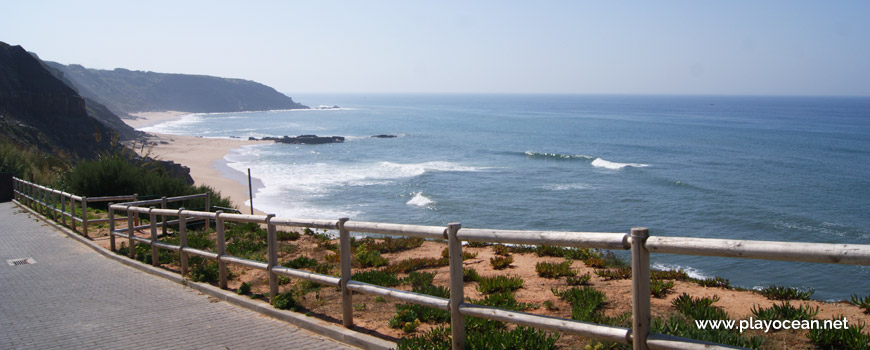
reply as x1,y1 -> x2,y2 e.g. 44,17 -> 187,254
566,273 -> 591,286
283,256 -> 319,269
66,154 -> 231,208
758,285 -> 814,301
850,294 -> 870,314
651,269 -> 689,281
276,230 -> 300,241
363,237 -> 424,253
189,259 -> 220,283
351,270 -> 401,287
490,255 -> 514,270
671,293 -> 728,321
651,280 -> 675,298
552,286 -> 614,324
390,284 -> 451,331
237,282 -> 252,295
0,140 -> 66,186
440,247 -> 477,260
272,291 -> 296,310
466,241 -> 492,248
354,247 -> 389,268
695,276 -> 730,289
595,267 -> 632,280
477,275 -> 524,294
750,301 -> 818,323
807,316 -> 870,350
397,319 -> 559,350
463,268 -> 481,283
471,291 -> 537,311
536,260 -> 576,278
492,244 -> 511,256
653,314 -> 764,349
601,251 -> 628,268
535,245 -> 596,260
583,256 -> 607,268
384,257 -> 448,273
404,271 -> 436,288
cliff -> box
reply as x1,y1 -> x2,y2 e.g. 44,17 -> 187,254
45,62 -> 308,116
0,42 -> 192,184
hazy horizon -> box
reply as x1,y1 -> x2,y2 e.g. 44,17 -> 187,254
3,1 -> 869,96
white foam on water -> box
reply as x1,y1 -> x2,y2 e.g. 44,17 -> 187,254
591,158 -> 649,170
139,114 -> 203,133
652,263 -> 711,280
407,192 -> 435,207
542,183 -> 594,191
225,147 -> 480,218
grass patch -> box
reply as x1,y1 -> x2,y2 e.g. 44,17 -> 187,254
237,282 -> 252,295
397,317 -> 558,350
552,286 -> 609,323
477,275 -> 524,294
492,244 -> 511,256
651,269 -> 690,281
283,256 -> 318,269
490,255 -> 514,270
758,285 -> 814,300
535,260 -> 577,278
535,245 -> 596,260
653,314 -> 763,349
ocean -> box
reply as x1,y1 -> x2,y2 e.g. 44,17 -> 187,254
141,94 -> 870,300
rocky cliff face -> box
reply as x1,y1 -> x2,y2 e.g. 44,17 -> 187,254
45,62 -> 308,116
0,42 -> 113,158
0,42 -> 193,184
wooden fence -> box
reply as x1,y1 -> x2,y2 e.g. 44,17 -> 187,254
12,177 -> 870,350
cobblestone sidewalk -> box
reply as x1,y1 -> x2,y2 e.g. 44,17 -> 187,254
0,202 -> 357,350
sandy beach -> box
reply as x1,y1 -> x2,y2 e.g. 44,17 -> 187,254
127,111 -> 268,216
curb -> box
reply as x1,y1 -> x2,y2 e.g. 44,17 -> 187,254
13,200 -> 396,350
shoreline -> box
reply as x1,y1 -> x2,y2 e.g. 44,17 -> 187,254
127,111 -> 269,216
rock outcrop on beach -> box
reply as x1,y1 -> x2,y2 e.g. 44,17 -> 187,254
250,135 -> 345,144
45,62 -> 308,116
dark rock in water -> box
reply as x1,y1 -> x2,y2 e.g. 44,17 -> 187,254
254,134 -> 345,144
371,134 -> 397,138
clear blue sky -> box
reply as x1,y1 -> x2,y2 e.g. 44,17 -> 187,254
2,1 -> 869,96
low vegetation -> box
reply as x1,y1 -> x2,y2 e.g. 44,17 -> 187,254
477,275 -> 523,294
758,285 -> 814,300
489,255 -> 514,270
535,260 -> 577,278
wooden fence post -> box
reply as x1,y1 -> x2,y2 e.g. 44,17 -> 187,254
161,196 -> 168,236
266,214 -> 278,299
447,222 -> 465,350
71,196 -> 77,232
108,202 -> 115,251
133,193 -> 139,227
127,205 -> 135,259
81,196 -> 89,238
51,191 -> 58,222
630,227 -> 651,350
204,195 -> 211,230
149,207 -> 159,266
61,193 -> 67,226
179,208 -> 188,276
338,218 -> 353,328
216,211 -> 227,289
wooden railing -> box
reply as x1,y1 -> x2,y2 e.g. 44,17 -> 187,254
12,177 -> 870,350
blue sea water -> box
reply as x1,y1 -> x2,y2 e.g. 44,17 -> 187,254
142,94 -> 870,300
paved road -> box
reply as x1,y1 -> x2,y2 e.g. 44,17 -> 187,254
0,202 -> 357,350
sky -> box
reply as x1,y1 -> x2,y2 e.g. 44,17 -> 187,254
2,1 -> 869,96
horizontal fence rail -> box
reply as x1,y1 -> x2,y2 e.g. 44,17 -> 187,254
12,177 -> 870,350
